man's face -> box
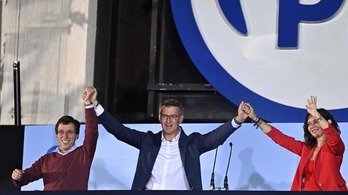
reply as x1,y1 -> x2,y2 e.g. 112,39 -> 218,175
56,123 -> 79,153
159,106 -> 183,140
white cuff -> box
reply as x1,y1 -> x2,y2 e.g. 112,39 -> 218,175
95,104 -> 104,116
231,118 -> 241,128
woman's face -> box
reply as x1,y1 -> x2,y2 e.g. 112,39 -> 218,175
307,116 -> 324,138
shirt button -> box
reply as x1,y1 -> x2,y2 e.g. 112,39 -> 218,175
318,183 -> 322,187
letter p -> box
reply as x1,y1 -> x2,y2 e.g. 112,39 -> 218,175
278,0 -> 344,48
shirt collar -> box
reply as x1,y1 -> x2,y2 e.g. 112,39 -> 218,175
56,145 -> 77,156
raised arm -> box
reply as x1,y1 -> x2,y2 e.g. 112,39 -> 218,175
81,86 -> 99,157
305,96 -> 329,129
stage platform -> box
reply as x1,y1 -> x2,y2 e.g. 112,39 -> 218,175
0,191 -> 346,195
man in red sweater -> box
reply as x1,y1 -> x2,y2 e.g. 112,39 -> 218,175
11,87 -> 98,190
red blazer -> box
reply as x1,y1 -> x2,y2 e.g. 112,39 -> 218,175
266,124 -> 347,191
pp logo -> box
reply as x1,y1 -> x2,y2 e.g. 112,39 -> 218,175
171,0 -> 348,122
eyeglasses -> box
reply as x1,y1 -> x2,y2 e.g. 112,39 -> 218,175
307,119 -> 320,126
57,130 -> 76,136
160,114 -> 181,121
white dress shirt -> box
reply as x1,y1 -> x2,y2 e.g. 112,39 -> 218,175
146,128 -> 190,190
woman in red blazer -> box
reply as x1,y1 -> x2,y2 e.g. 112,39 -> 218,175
242,96 -> 347,191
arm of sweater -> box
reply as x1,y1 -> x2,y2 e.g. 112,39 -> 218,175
82,107 -> 99,157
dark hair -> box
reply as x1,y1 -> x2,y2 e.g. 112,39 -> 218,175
55,115 -> 80,134
303,108 -> 340,148
159,99 -> 184,115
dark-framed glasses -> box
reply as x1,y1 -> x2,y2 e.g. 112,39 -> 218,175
160,114 -> 181,121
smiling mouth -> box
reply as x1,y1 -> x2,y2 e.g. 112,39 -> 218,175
62,140 -> 70,144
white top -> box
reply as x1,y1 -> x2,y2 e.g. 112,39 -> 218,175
146,128 -> 191,190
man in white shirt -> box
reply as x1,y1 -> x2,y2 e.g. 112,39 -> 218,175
91,87 -> 248,190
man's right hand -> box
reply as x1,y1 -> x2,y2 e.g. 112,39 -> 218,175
83,86 -> 97,105
12,169 -> 24,181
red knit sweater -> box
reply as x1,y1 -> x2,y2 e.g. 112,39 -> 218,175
13,108 -> 98,190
